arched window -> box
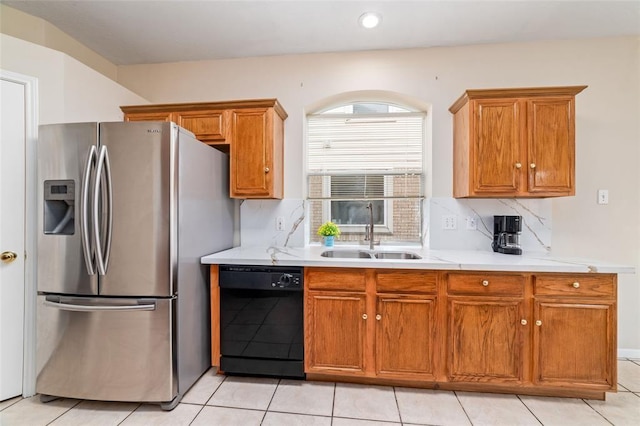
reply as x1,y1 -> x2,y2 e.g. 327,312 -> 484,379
307,101 -> 425,244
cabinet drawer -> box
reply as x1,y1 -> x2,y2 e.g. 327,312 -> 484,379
376,270 -> 437,294
534,274 -> 615,298
305,268 -> 366,292
448,273 -> 525,296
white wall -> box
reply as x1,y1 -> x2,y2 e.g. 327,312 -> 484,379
117,37 -> 640,353
0,34 -> 147,123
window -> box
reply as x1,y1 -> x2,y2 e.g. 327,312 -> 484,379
307,101 -> 425,244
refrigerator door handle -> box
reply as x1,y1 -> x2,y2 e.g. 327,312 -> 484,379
81,145 -> 97,275
43,299 -> 156,312
93,145 -> 113,276
102,145 -> 113,272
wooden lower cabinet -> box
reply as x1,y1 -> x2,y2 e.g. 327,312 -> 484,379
302,267 -> 617,399
533,301 -> 615,389
305,291 -> 367,374
376,295 -> 437,379
448,298 -> 526,383
305,268 -> 439,381
531,273 -> 617,391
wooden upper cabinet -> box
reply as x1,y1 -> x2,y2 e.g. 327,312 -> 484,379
175,109 -> 230,148
450,86 -> 586,198
230,107 -> 284,199
121,99 -> 287,199
124,111 -> 174,122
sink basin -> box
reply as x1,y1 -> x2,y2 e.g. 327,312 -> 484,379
321,250 -> 373,259
320,249 -> 422,260
373,251 -> 422,260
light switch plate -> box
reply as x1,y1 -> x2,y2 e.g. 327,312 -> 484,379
597,189 -> 609,205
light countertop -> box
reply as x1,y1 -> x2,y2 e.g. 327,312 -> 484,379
201,246 -> 635,274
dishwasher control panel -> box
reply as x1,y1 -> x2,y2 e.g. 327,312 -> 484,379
219,265 -> 303,290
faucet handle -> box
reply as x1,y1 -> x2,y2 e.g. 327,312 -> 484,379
364,224 -> 370,241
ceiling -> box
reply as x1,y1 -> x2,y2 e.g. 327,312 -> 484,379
3,0 -> 640,66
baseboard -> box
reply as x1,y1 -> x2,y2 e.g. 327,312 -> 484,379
618,348 -> 640,359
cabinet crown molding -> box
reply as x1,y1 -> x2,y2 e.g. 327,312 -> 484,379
121,98 -> 288,120
449,85 -> 588,114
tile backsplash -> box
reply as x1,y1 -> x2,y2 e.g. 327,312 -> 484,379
240,197 -> 552,253
427,197 -> 552,253
240,199 -> 306,247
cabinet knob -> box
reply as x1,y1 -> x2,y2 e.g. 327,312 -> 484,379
530,163 -> 536,169
572,282 -> 580,288
362,314 -> 368,320
515,162 -> 522,169
264,167 -> 270,173
521,319 -> 527,325
535,320 -> 542,326
376,314 -> 382,321
482,280 -> 489,287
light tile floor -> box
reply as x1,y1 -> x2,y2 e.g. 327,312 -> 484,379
1,359 -> 639,425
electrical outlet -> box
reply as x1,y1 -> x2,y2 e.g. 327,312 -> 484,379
597,189 -> 609,205
442,215 -> 457,230
276,216 -> 285,231
465,217 -> 477,230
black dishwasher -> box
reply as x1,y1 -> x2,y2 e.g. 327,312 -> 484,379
218,265 -> 304,379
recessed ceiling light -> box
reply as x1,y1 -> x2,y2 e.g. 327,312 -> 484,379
359,12 -> 382,29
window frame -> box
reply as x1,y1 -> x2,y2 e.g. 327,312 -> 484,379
306,99 -> 426,244
320,174 -> 394,234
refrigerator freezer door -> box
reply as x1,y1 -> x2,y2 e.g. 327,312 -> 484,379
37,123 -> 98,295
36,295 -> 176,403
97,122 -> 175,297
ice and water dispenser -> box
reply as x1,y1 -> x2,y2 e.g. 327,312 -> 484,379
43,180 -> 75,235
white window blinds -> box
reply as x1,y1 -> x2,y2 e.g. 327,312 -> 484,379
307,112 -> 424,200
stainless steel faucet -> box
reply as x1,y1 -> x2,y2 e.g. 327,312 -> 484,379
364,202 -> 375,250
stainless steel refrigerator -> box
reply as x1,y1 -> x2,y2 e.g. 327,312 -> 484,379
36,121 -> 233,410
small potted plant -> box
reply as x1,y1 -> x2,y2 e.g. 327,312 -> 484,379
317,221 -> 341,247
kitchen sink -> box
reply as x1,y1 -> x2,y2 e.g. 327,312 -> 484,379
373,251 -> 422,260
320,250 -> 422,260
320,250 -> 373,259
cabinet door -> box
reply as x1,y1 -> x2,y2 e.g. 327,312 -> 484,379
527,97 -> 575,195
533,301 -> 615,389
124,111 -> 173,122
176,110 -> 229,148
472,99 -> 524,194
305,292 -> 367,374
448,298 -> 526,383
376,295 -> 437,380
230,108 -> 275,198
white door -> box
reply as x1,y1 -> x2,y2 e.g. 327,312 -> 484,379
0,77 -> 27,400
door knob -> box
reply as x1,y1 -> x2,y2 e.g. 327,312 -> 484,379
1,251 -> 18,263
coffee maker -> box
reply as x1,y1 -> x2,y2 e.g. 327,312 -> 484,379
492,215 -> 523,255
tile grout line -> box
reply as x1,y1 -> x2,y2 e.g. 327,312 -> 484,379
581,398 -> 615,426
259,378 -> 281,425
515,394 -> 544,425
116,402 -> 142,425
330,382 -> 336,426
0,396 -> 22,412
453,391 -> 474,426
44,397 -> 82,426
189,372 -> 228,425
392,386 -> 403,424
